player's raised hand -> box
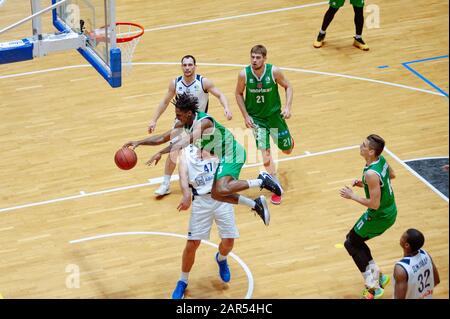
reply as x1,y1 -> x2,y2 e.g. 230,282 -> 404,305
148,120 -> 157,134
340,186 -> 354,199
146,152 -> 162,166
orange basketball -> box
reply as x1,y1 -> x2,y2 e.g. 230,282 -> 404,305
114,147 -> 137,170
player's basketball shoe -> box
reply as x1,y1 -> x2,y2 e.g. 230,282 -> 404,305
313,32 -> 326,48
353,37 -> 369,51
172,280 -> 187,299
258,172 -> 283,196
215,253 -> 231,283
379,273 -> 390,289
361,287 -> 384,299
154,182 -> 171,196
253,195 -> 270,226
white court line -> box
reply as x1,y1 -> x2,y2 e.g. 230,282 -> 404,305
0,144 -> 358,214
143,2 -> 328,32
243,144 -> 359,169
137,62 -> 445,97
15,85 -> 43,91
0,62 -> 442,97
404,156 -> 449,162
384,148 -> 449,203
69,231 -> 254,299
1,144 -> 447,213
280,66 -> 445,97
0,65 -> 91,80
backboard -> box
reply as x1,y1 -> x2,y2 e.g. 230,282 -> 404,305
52,0 -> 121,87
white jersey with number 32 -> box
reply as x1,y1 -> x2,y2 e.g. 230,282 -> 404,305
394,249 -> 435,299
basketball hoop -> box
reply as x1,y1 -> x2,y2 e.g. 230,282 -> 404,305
89,22 -> 144,74
116,22 -> 144,73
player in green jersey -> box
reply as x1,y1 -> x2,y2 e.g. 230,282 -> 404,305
235,45 -> 294,205
340,134 -> 397,299
313,0 -> 369,51
123,93 -> 284,226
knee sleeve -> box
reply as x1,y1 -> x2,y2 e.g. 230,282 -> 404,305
344,230 -> 372,273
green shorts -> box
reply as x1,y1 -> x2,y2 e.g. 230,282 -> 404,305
329,0 -> 365,8
215,142 -> 246,180
252,113 -> 293,151
353,211 -> 396,239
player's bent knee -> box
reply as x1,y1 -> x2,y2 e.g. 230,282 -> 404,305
215,184 -> 232,196
344,238 -> 355,256
211,186 -> 226,200
211,191 -> 220,201
186,240 -> 201,251
221,238 -> 234,250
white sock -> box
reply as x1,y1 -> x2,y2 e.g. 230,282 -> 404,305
238,195 -> 256,208
247,179 -> 262,188
217,253 -> 227,262
355,34 -> 362,39
369,260 -> 381,284
319,29 -> 326,34
362,268 -> 376,288
163,175 -> 171,185
180,272 -> 189,284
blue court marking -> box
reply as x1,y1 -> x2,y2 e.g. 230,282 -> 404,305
377,65 -> 389,69
401,55 -> 449,98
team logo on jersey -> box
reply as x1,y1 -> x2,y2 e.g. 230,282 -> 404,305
265,76 -> 271,83
257,82 -> 263,89
249,78 -> 254,84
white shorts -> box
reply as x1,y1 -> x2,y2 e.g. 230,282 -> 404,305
187,194 -> 239,240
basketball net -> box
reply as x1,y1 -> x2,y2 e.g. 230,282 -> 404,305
89,22 -> 144,75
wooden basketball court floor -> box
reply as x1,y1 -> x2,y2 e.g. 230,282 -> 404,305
0,0 -> 448,299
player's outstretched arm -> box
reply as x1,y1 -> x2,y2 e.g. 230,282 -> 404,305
146,118 -> 213,165
203,77 -> 232,120
123,126 -> 183,149
148,79 -> 176,133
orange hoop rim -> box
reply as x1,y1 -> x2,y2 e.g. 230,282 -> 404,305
115,22 -> 144,43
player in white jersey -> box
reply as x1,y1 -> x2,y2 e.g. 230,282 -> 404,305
147,55 -> 232,197
393,228 -> 440,299
171,144 -> 239,299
